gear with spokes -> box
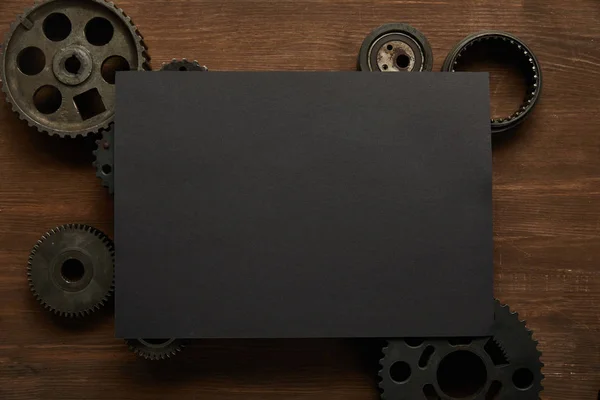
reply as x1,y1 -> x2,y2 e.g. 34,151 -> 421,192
1,0 -> 151,137
378,299 -> 543,399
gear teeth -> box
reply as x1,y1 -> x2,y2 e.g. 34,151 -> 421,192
126,339 -> 185,360
379,300 -> 543,399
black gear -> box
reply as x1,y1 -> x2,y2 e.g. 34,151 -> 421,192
28,224 -> 115,317
125,338 -> 186,360
93,124 -> 114,194
378,300 -> 543,400
160,59 -> 207,71
93,59 -> 207,193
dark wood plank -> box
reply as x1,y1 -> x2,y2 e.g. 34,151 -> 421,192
0,0 -> 599,399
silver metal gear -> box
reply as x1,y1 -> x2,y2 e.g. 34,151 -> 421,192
28,224 -> 115,317
378,299 -> 544,400
160,58 -> 207,71
93,59 -> 206,193
93,124 -> 114,193
1,0 -> 151,137
125,338 -> 186,360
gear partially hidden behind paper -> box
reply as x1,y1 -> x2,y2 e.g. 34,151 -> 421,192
93,59 -> 207,193
378,299 -> 544,400
28,224 -> 115,317
160,58 -> 207,71
93,124 -> 114,193
1,0 -> 150,137
125,338 -> 186,360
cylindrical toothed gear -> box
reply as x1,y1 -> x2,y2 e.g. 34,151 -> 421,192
1,0 -> 151,137
378,299 -> 544,399
441,31 -> 542,134
28,224 -> 115,317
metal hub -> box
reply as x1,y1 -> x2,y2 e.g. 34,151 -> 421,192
375,40 -> 416,71
52,45 -> 94,85
370,33 -> 423,72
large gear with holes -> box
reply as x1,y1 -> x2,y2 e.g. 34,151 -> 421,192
125,338 -> 186,360
93,59 -> 207,193
28,224 -> 115,317
1,0 -> 151,137
378,300 -> 543,399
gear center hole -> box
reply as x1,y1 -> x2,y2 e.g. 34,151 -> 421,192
396,54 -> 410,69
65,56 -> 81,74
437,350 -> 487,398
61,258 -> 85,283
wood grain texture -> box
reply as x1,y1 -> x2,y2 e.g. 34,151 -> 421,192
0,0 -> 599,399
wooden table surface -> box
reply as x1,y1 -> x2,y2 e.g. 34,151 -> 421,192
0,0 -> 599,399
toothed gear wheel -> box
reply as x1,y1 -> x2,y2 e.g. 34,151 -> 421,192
1,0 -> 151,137
160,59 -> 207,71
93,124 -> 114,193
441,31 -> 542,134
28,224 -> 115,317
378,300 -> 544,399
126,338 -> 186,360
92,59 -> 206,192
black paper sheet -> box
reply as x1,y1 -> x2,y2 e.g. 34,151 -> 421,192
115,72 -> 492,339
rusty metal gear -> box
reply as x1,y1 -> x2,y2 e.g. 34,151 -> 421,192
28,224 -> 115,317
1,0 -> 151,137
125,338 -> 186,360
378,299 -> 544,399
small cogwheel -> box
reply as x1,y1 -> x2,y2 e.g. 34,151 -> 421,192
28,224 -> 115,317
